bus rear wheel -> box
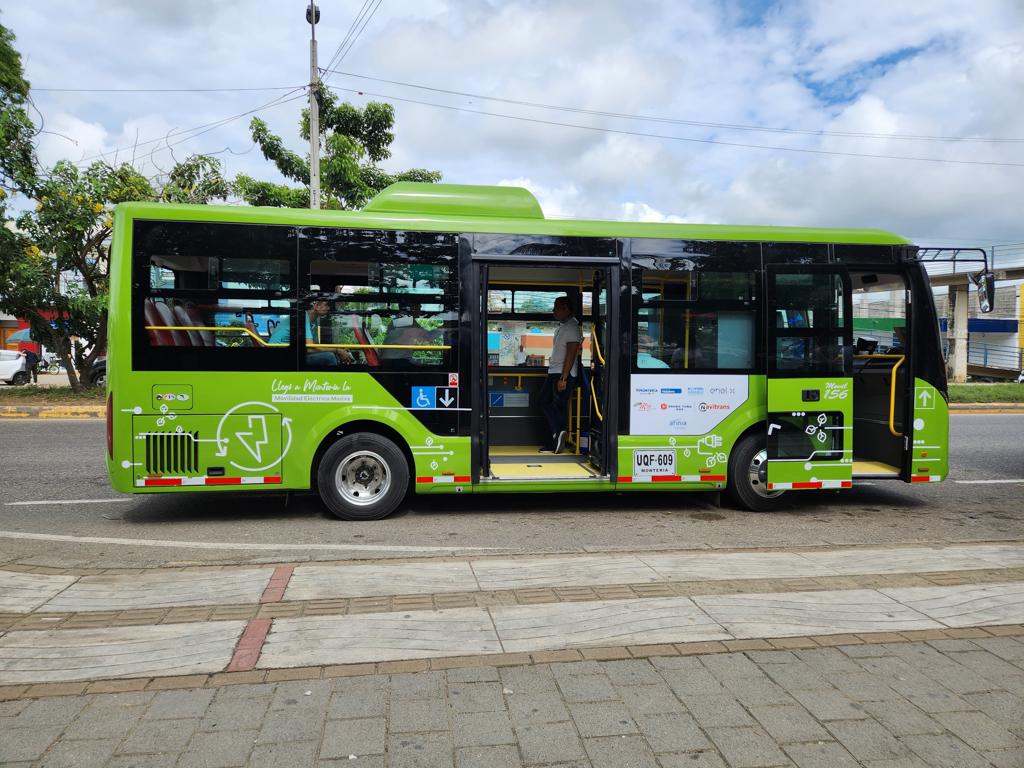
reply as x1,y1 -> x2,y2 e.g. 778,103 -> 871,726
317,433 -> 409,521
725,433 -> 789,513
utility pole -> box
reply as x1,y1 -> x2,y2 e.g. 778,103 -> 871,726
307,2 -> 321,209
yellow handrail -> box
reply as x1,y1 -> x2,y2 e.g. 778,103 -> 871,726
145,325 -> 287,347
308,343 -> 451,350
590,377 -> 603,421
591,332 -> 605,365
146,326 -> 452,352
854,353 -> 906,438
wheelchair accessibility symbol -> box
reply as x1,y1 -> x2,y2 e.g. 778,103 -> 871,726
411,386 -> 436,409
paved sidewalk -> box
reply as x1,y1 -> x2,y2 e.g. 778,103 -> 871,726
3,637 -> 1023,767
1,543 -> 1023,688
2,541 -> 1022,765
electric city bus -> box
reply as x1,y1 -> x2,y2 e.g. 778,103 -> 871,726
104,183 -> 994,519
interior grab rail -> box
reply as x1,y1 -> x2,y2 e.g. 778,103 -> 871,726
854,354 -> 907,438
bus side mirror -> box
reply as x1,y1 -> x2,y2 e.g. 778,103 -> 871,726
970,271 -> 996,313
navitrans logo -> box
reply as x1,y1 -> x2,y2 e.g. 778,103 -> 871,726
687,387 -> 704,396
699,402 -> 731,412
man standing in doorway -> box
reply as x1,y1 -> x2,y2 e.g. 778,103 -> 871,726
538,296 -> 582,454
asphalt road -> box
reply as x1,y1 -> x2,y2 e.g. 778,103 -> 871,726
0,415 -> 1021,568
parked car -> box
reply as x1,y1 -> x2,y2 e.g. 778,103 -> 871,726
88,356 -> 106,387
0,350 -> 29,385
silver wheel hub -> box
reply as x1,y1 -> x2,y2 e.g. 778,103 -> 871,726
748,449 -> 784,499
335,450 -> 391,507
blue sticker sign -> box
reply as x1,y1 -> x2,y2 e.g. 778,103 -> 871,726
411,386 -> 436,409
489,392 -> 504,407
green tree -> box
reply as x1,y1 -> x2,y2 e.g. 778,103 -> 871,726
0,21 -> 230,390
0,22 -> 36,196
235,89 -> 441,210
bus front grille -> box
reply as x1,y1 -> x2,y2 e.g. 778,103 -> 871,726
146,431 -> 200,475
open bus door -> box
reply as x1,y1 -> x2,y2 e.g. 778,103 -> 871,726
765,265 -> 854,492
587,268 -> 612,476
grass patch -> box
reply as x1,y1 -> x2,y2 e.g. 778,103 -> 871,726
0,384 -> 105,404
948,383 -> 1024,403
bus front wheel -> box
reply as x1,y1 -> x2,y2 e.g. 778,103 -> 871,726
725,433 -> 789,513
317,433 -> 409,521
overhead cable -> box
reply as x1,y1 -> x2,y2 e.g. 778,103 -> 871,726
71,88 -> 306,167
35,85 -> 305,94
322,0 -> 383,81
329,85 -> 1024,168
323,69 -> 1024,144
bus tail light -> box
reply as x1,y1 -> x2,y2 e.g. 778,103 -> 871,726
106,391 -> 113,458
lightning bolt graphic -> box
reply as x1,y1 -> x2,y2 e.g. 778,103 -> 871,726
235,414 -> 269,463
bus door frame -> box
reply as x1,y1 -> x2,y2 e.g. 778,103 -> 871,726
468,256 -> 620,483
764,263 -> 855,491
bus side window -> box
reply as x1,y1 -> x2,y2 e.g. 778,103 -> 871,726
631,241 -> 757,373
133,221 -> 297,371
299,228 -> 460,372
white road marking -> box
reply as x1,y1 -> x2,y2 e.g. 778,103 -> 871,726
0,530 -> 507,553
4,499 -> 135,506
955,479 -> 1024,484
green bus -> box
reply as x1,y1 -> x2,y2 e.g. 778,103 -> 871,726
105,183 -> 990,519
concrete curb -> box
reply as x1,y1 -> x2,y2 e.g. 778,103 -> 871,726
0,404 -> 106,419
949,403 -> 1024,412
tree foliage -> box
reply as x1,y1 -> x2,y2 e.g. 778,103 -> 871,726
236,89 -> 441,210
0,22 -> 229,389
0,22 -> 36,196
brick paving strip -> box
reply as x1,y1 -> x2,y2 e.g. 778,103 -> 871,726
2,636 -> 1023,768
0,547 -> 1020,695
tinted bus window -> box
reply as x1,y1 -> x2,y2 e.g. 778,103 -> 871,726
630,241 -> 758,371
298,228 -> 459,371
132,221 -> 297,372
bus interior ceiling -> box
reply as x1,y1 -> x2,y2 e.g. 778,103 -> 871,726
850,270 -> 908,477
485,265 -> 602,480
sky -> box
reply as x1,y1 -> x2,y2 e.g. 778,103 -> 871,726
5,0 -> 1024,253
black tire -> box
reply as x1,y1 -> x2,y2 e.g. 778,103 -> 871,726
11,371 -> 29,386
316,433 -> 409,520
725,432 -> 790,512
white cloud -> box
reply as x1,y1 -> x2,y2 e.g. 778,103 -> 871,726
4,0 -> 1023,245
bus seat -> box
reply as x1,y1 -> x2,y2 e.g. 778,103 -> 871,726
151,300 -> 191,346
182,303 -> 215,346
143,299 -> 177,346
351,316 -> 379,366
171,303 -> 206,347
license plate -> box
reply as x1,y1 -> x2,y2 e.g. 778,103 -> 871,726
634,450 -> 675,476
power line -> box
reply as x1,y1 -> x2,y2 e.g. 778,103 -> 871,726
70,88 -> 306,167
329,85 -> 1024,169
323,69 -> 1024,145
323,0 -> 382,80
323,0 -> 373,72
34,85 -> 304,94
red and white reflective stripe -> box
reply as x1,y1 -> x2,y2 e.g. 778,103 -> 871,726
138,475 -> 282,488
618,475 -> 725,484
911,475 -> 942,483
767,480 -> 853,490
416,475 -> 471,484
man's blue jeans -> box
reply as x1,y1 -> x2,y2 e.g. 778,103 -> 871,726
538,373 -> 576,442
